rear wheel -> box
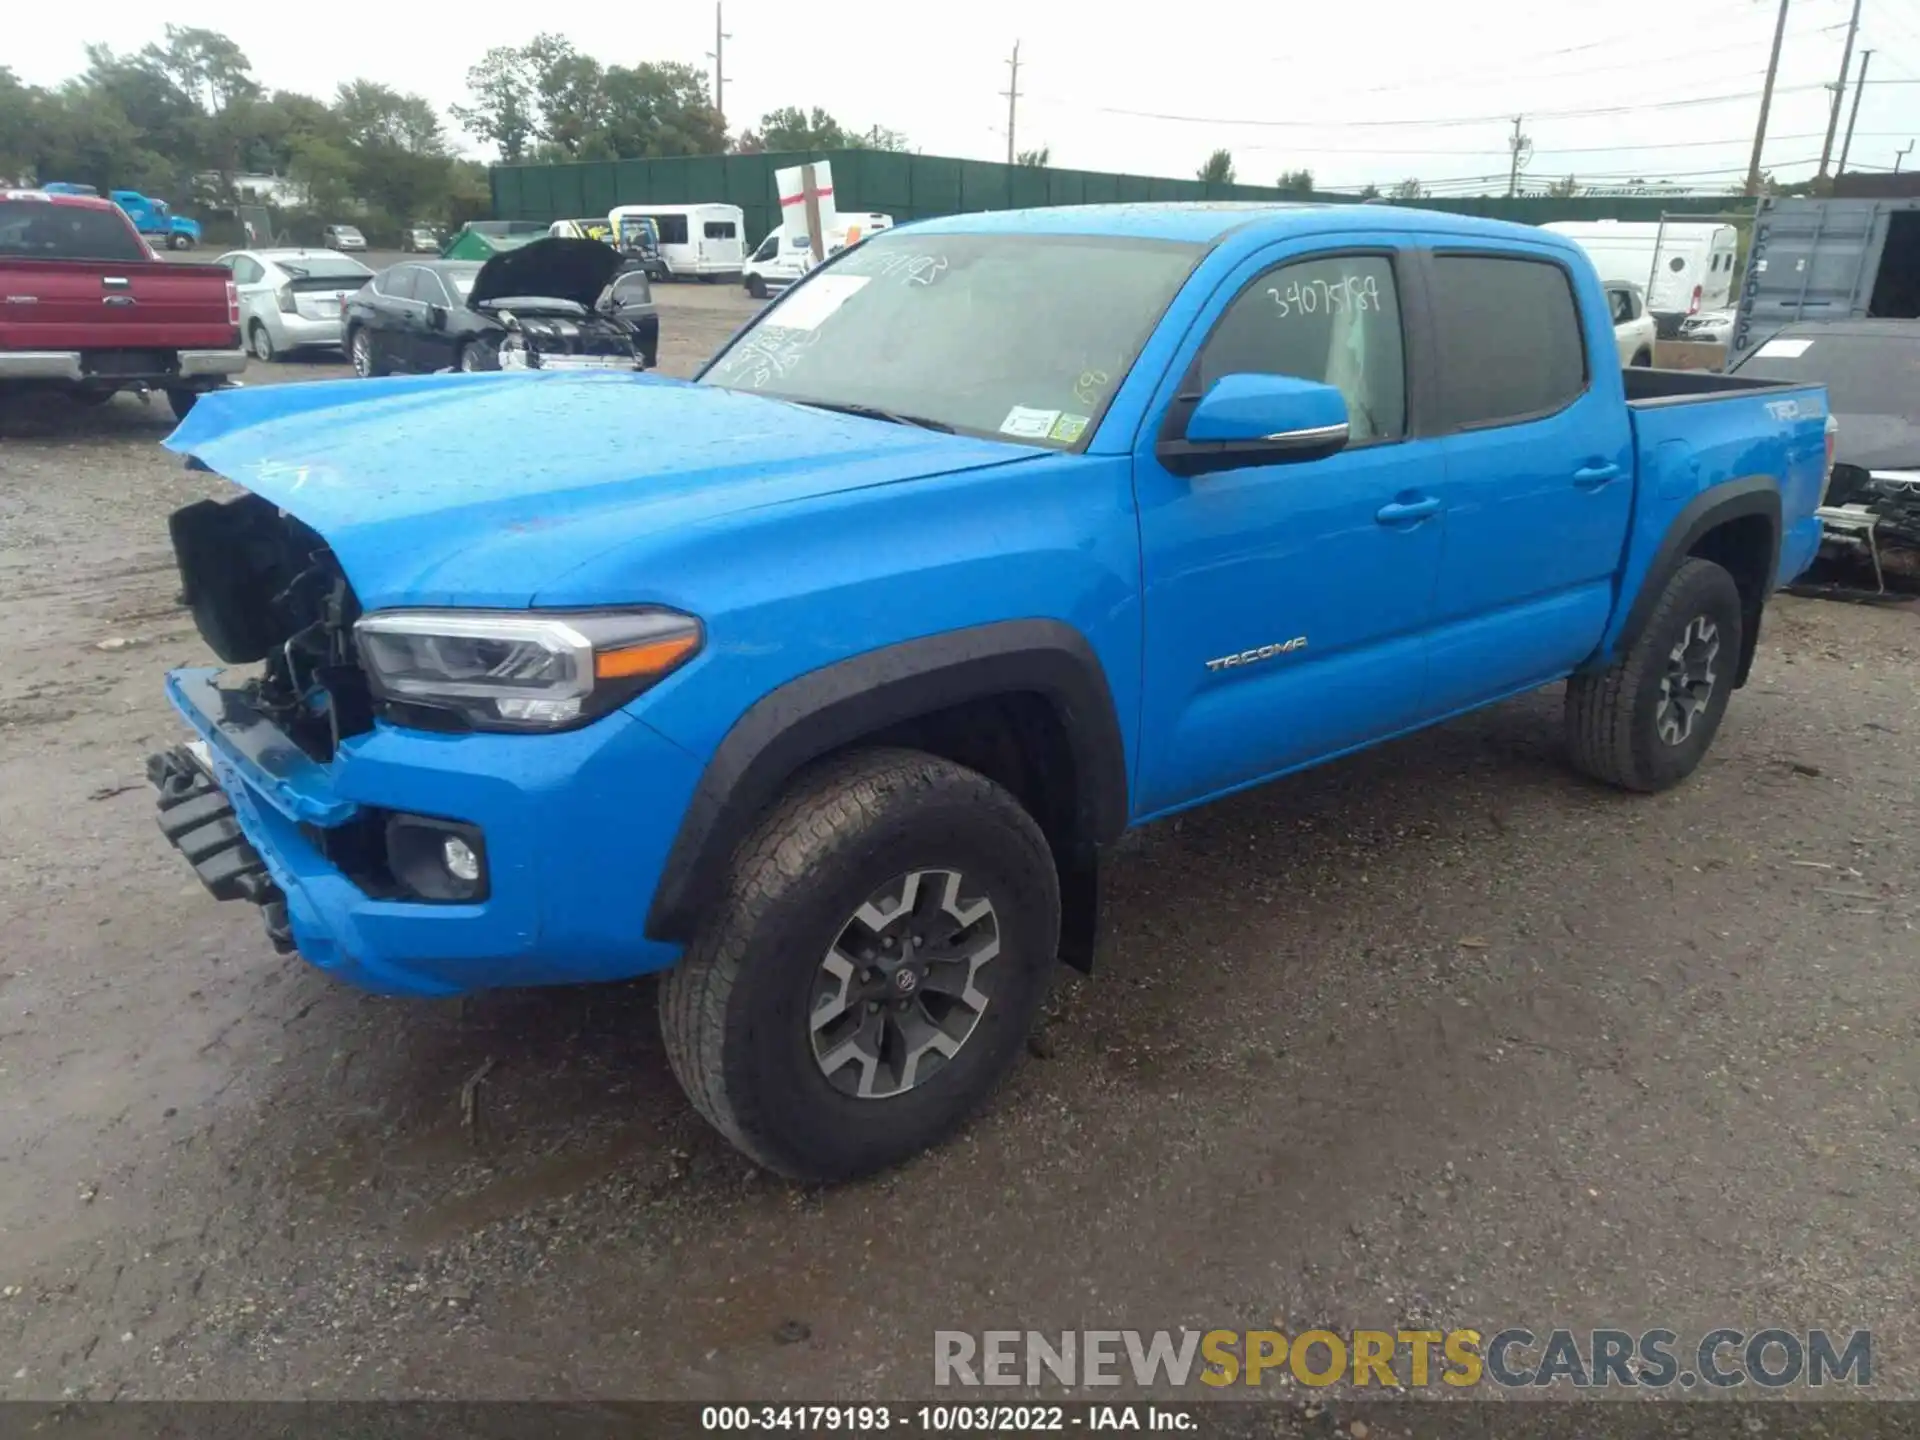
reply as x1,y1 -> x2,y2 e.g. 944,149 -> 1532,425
248,322 -> 278,363
347,326 -> 384,378
659,748 -> 1061,1182
1565,557 -> 1744,792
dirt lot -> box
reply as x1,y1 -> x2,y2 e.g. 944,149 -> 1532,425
1,285 -> 1917,1404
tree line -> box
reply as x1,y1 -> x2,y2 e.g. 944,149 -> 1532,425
0,27 -> 485,243
0,27 -> 912,246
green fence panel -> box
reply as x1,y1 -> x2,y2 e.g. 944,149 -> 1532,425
1009,165 -> 1049,210
911,154 -> 964,216
958,159 -> 1009,214
490,153 -> 1754,232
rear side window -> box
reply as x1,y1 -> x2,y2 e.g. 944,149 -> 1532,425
0,200 -> 147,261
653,215 -> 689,246
704,220 -> 737,240
380,266 -> 420,301
1430,255 -> 1587,428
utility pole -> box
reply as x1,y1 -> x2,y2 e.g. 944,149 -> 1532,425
1746,0 -> 1792,195
1839,49 -> 1873,176
708,3 -> 732,131
1505,115 -> 1532,197
1002,42 -> 1022,166
1817,0 -> 1863,179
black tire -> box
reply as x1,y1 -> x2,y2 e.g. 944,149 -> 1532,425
1565,557 -> 1744,793
457,339 -> 497,373
660,748 -> 1061,1182
747,273 -> 769,300
164,388 -> 200,422
1631,348 -> 1653,367
248,322 -> 277,363
347,326 -> 385,378
169,233 -> 193,251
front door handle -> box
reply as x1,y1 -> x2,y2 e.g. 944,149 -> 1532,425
1574,462 -> 1622,490
1376,495 -> 1441,526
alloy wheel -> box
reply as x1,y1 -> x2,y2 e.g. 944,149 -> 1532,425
1657,615 -> 1720,745
809,868 -> 1002,1100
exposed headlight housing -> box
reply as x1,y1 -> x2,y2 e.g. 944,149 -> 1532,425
354,609 -> 701,732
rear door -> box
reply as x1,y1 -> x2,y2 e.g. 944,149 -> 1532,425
378,265 -> 427,370
1419,245 -> 1636,713
1,197 -> 232,352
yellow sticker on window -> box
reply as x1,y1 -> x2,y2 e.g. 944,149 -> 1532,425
1050,413 -> 1090,444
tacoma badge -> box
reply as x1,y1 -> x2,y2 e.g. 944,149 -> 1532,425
1206,637 -> 1308,672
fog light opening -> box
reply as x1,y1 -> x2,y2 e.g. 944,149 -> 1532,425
443,835 -> 480,883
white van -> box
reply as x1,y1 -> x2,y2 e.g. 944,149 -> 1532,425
742,213 -> 894,299
606,204 -> 744,280
1542,220 -> 1740,334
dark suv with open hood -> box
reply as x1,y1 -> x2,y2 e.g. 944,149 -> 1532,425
342,237 -> 658,377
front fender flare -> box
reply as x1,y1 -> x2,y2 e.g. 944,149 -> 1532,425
644,619 -> 1130,943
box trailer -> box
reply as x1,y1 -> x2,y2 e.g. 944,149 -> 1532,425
1729,196 -> 1920,366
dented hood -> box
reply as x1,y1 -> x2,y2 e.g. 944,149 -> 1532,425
162,373 -> 1039,610
467,235 -> 622,309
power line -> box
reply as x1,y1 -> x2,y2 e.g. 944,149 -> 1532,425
1229,130 -> 1911,158
1025,80 -> 1849,132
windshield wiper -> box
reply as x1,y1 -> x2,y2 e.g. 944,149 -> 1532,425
790,399 -> 955,433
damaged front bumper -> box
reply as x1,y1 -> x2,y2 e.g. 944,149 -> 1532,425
148,666 -> 699,997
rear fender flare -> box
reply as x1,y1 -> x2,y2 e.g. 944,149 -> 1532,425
1608,475 -> 1781,685
644,619 -> 1129,943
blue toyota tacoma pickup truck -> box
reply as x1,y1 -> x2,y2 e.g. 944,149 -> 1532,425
147,204 -> 1833,1180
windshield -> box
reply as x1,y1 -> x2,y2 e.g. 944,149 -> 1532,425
1734,332 -> 1920,417
699,230 -> 1201,448
334,226 -> 364,241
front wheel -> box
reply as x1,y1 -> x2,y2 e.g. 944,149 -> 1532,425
1565,557 -> 1744,792
169,234 -> 193,251
1631,348 -> 1653,367
659,748 -> 1061,1182
746,273 -> 769,300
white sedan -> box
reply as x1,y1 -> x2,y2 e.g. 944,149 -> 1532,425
217,248 -> 373,361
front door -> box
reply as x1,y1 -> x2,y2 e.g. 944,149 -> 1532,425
1133,242 -> 1446,817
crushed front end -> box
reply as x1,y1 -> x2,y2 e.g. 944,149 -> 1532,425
147,491 -> 698,996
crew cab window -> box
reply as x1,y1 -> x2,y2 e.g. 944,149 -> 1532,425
1195,254 -> 1407,444
1430,255 -> 1587,429
0,200 -> 147,262
705,220 -> 737,240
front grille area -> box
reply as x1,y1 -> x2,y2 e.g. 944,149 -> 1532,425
168,492 -> 374,762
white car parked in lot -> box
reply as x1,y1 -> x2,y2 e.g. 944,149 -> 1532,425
1680,308 -> 1736,346
218,248 -> 373,361
1605,279 -> 1658,366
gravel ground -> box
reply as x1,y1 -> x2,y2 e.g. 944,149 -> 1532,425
0,288 -> 1917,1404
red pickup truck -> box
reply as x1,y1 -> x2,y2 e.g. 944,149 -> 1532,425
1,188 -> 244,420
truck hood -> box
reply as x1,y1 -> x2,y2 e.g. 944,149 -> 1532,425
163,372 -> 1041,609
468,236 -> 619,309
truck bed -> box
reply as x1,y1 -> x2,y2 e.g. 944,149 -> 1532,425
1621,366 -> 1813,407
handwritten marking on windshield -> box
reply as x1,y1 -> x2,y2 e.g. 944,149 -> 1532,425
871,252 -> 948,286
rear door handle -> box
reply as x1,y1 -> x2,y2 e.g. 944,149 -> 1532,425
1574,462 -> 1622,490
1376,495 -> 1441,526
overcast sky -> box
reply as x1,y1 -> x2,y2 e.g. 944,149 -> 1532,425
11,0 -> 1920,191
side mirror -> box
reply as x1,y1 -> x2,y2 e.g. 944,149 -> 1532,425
1157,373 -> 1350,477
